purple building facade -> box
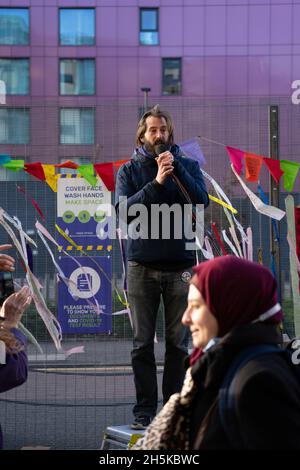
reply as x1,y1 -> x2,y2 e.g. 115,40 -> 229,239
0,0 -> 299,181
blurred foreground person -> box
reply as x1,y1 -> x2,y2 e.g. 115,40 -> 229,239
133,256 -> 300,450
0,286 -> 31,449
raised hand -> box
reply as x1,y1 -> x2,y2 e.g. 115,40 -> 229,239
0,245 -> 15,272
0,286 -> 32,328
155,151 -> 174,185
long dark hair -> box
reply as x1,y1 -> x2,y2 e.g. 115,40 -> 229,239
135,104 -> 174,147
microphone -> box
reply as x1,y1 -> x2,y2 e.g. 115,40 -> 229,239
154,142 -> 193,208
154,142 -> 170,156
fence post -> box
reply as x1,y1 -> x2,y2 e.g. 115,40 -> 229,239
268,105 -> 281,301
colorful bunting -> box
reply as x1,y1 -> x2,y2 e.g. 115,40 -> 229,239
0,154 -> 11,165
263,158 -> 284,183
180,138 -> 206,167
55,160 -> 79,170
0,139 -> 298,194
280,160 -> 300,192
3,160 -> 24,172
226,147 -> 244,175
244,152 -> 263,182
42,164 -> 58,192
94,163 -> 115,191
113,159 -> 129,170
24,162 -> 46,181
77,163 -> 97,187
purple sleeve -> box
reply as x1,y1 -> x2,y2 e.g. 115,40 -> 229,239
0,328 -> 28,393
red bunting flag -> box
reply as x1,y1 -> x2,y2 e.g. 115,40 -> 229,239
263,158 -> 284,183
225,147 -> 244,175
244,152 -> 263,182
55,160 -> 79,169
113,159 -> 129,170
94,163 -> 115,191
24,162 -> 46,181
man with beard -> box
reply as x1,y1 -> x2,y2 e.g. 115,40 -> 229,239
115,105 -> 209,429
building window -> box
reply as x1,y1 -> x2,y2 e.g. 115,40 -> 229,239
162,58 -> 182,95
0,8 -> 29,45
140,8 -> 159,45
0,59 -> 29,95
59,9 -> 95,46
60,59 -> 95,95
0,108 -> 29,144
60,108 -> 95,144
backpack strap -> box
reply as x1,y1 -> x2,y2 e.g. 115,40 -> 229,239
218,344 -> 282,449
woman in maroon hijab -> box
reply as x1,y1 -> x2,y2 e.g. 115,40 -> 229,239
133,256 -> 300,450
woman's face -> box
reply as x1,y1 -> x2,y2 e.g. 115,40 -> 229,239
182,284 -> 219,349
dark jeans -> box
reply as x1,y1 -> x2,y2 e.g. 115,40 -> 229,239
127,262 -> 192,418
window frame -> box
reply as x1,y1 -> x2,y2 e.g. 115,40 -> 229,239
0,107 -> 30,144
59,7 -> 96,46
0,7 -> 30,46
60,107 -> 95,145
162,57 -> 182,96
59,58 -> 96,96
0,57 -> 30,95
139,7 -> 159,46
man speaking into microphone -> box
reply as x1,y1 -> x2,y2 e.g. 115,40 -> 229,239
115,105 -> 209,430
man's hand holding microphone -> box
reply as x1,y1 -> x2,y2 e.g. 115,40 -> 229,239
154,143 -> 175,185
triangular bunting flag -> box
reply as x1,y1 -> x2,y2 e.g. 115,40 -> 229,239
244,152 -> 263,182
77,164 -> 97,187
280,160 -> 300,192
24,162 -> 45,181
3,160 -> 24,172
0,154 -> 11,166
263,158 -> 284,183
94,163 -> 115,191
55,160 -> 79,170
180,138 -> 206,166
42,164 -> 58,192
113,159 -> 129,170
226,147 -> 244,175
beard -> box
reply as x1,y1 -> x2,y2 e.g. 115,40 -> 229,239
143,137 -> 170,156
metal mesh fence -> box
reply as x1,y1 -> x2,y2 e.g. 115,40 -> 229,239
0,97 -> 299,449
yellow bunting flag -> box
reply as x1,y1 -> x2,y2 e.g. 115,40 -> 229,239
42,164 -> 58,192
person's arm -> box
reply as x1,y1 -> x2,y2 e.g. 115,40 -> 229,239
0,286 -> 31,392
115,163 -> 167,210
236,368 -> 300,449
0,244 -> 15,272
173,159 -> 209,208
0,329 -> 28,393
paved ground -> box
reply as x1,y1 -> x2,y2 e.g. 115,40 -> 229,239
1,338 -> 168,450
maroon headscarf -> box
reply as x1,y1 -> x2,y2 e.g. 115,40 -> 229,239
190,255 -> 283,339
